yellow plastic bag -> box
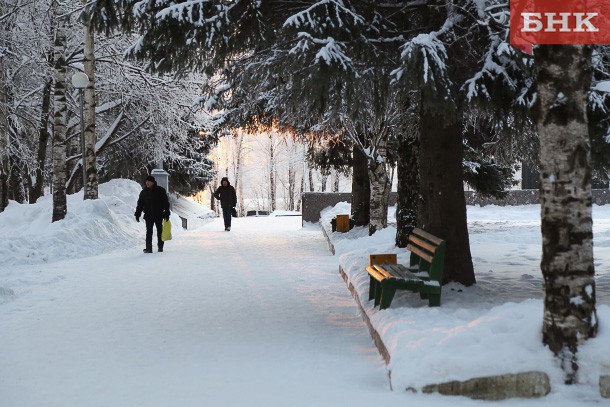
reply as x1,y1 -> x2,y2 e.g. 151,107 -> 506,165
161,219 -> 172,241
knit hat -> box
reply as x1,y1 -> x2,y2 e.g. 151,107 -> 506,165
145,175 -> 156,183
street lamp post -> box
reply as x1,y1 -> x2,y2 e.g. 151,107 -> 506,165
71,71 -> 89,195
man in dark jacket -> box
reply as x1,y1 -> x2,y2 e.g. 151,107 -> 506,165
213,177 -> 237,231
134,175 -> 170,253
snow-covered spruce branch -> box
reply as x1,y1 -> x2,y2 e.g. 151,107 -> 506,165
283,0 -> 365,31
145,0 -> 233,27
288,32 -> 354,71
463,33 -> 515,101
392,6 -> 464,92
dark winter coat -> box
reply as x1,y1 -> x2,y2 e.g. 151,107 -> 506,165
135,181 -> 170,221
214,177 -> 237,209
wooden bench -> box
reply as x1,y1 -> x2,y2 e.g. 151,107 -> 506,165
365,228 -> 446,309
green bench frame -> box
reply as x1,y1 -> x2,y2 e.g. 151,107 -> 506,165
365,228 -> 446,309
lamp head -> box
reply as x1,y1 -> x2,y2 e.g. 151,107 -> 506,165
71,72 -> 89,89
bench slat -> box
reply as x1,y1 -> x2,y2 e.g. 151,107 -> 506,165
413,228 -> 444,246
407,243 -> 434,264
365,265 -> 387,283
381,264 -> 425,284
372,264 -> 394,280
408,235 -> 437,254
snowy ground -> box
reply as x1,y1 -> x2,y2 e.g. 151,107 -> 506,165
0,179 -> 608,406
322,202 -> 610,404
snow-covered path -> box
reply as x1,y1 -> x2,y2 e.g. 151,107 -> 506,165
1,216 -> 418,407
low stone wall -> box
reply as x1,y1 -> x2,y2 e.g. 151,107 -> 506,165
302,192 -> 397,224
302,190 -> 610,223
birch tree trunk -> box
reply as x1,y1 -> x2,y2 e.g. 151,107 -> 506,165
308,168 -> 314,192
31,79 -> 52,203
269,137 -> 276,211
82,6 -> 98,200
52,10 -> 68,222
297,159 -> 305,211
368,136 -> 390,235
234,132 -> 244,215
208,183 -> 216,211
331,171 -> 339,192
288,155 -> 295,211
534,44 -> 598,384
320,174 -> 327,192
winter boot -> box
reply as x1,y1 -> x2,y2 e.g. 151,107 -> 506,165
158,242 -> 164,253
143,248 -> 153,253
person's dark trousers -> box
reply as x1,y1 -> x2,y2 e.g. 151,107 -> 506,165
222,207 -> 232,229
145,217 -> 164,251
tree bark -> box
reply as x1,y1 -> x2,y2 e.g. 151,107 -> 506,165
534,44 -> 598,384
351,143 -> 370,226
297,159 -> 305,211
8,142 -> 25,203
288,152 -> 296,211
82,7 -> 99,200
368,136 -> 390,235
308,168 -> 314,192
419,107 -> 475,286
31,79 -> 53,203
331,171 -> 339,192
52,11 -> 69,222
234,132 -> 244,214
269,137 -> 276,211
0,6 -> 9,212
396,134 -> 418,248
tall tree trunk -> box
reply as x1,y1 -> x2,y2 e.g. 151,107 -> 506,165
52,11 -> 68,222
308,168 -> 314,192
82,8 -> 98,200
419,108 -> 475,286
208,183 -> 216,212
297,160 -> 305,211
351,143 -> 370,226
234,132 -> 244,214
534,44 -> 598,384
368,136 -> 390,235
331,171 -> 340,192
31,79 -> 53,203
8,137 -> 25,203
396,134 -> 418,248
320,174 -> 327,192
0,7 -> 9,213
269,137 -> 276,211
288,155 -> 295,211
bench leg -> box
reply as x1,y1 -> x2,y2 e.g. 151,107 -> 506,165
374,282 -> 383,307
419,292 -> 429,300
427,293 -> 441,307
369,276 -> 377,301
379,286 -> 397,310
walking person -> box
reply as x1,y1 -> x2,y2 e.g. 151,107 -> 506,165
213,177 -> 237,231
134,175 -> 170,253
